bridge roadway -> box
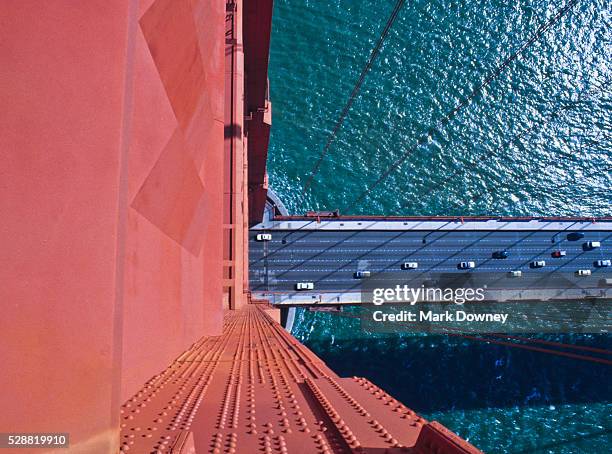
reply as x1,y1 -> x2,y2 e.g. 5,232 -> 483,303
249,219 -> 612,296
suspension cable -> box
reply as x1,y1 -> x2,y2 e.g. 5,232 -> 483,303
300,0 -> 407,200
351,0 -> 583,207
446,332 -> 612,366
487,333 -> 612,356
329,311 -> 612,365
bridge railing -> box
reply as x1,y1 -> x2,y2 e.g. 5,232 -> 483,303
274,214 -> 612,222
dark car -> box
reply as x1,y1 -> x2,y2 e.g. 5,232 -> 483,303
567,232 -> 585,241
492,250 -> 509,259
551,250 -> 567,258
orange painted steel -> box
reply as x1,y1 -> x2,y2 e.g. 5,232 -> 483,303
1,1 -> 225,451
224,0 -> 250,310
120,305 -> 481,453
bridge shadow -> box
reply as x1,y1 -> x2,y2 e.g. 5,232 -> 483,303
301,326 -> 612,414
508,428 -> 612,453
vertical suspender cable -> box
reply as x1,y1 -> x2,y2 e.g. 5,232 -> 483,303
300,0 -> 407,201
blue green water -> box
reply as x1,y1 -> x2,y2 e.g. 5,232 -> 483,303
291,309 -> 611,452
266,0 -> 611,452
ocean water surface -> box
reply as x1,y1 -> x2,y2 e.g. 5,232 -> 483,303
266,0 -> 611,452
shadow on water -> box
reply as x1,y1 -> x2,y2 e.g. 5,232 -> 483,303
509,428 -> 612,454
301,333 -> 612,414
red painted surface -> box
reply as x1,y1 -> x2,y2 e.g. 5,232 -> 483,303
120,305 -> 482,453
1,1 -> 225,451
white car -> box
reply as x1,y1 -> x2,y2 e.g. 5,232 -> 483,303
508,270 -> 522,278
401,262 -> 418,270
256,233 -> 272,241
458,261 -> 475,270
576,269 -> 591,276
584,241 -> 601,250
530,260 -> 546,268
353,270 -> 371,279
295,282 -> 314,290
594,259 -> 611,268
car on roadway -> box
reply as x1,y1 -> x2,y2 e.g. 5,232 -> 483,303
353,270 -> 371,279
530,260 -> 546,268
508,270 -> 522,278
584,241 -> 601,250
492,250 -> 509,259
256,233 -> 272,241
458,261 -> 476,270
551,250 -> 567,258
295,282 -> 314,290
575,269 -> 591,276
567,232 -> 585,241
594,259 -> 611,268
401,262 -> 418,270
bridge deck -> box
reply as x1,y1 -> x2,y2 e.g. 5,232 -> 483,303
249,222 -> 612,300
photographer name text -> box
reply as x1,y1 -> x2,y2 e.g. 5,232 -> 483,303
372,310 -> 509,324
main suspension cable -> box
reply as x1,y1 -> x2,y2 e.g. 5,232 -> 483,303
327,311 -> 612,365
446,332 -> 612,366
